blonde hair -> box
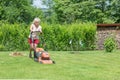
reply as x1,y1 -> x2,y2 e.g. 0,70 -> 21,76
33,17 -> 40,23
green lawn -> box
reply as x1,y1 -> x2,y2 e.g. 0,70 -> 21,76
0,50 -> 120,80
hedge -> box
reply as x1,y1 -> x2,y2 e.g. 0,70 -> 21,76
0,21 -> 96,51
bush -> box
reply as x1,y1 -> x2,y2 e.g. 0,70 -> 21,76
0,0 -> 43,24
0,22 -> 29,51
104,37 -> 117,52
0,22 -> 96,51
0,45 -> 5,51
42,22 -> 96,51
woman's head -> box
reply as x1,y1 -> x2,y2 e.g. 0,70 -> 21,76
33,17 -> 40,27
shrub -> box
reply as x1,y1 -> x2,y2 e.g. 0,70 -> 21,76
0,22 -> 96,51
0,45 -> 5,51
0,22 -> 29,51
104,37 -> 117,52
42,22 -> 96,51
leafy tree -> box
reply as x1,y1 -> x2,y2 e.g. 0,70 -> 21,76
42,0 -> 58,23
111,0 -> 120,23
53,0 -> 120,23
0,0 -> 43,24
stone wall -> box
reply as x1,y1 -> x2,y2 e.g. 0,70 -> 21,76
97,26 -> 120,49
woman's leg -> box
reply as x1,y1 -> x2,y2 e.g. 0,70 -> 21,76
29,43 -> 34,58
30,39 -> 39,58
34,43 -> 38,50
33,43 -> 38,58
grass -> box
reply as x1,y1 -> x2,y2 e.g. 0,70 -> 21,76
0,50 -> 120,80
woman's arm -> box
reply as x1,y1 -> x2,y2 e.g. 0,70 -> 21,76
30,25 -> 33,32
40,29 -> 42,34
39,26 -> 42,34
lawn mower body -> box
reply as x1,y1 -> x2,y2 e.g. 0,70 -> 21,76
35,48 -> 54,64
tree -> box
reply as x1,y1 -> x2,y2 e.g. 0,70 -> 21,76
53,0 -> 120,23
111,0 -> 120,23
42,0 -> 58,23
0,0 -> 43,24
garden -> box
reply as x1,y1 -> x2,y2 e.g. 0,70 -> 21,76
0,0 -> 120,80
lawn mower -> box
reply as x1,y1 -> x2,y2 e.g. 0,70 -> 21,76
29,31 -> 55,64
34,48 -> 55,64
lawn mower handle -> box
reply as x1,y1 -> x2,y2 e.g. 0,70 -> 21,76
30,31 -> 46,50
30,31 -> 41,43
39,34 -> 47,51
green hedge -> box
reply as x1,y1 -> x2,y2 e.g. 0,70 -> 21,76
0,22 -> 29,51
42,23 -> 96,51
0,22 -> 96,51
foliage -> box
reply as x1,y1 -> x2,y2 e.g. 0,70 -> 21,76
0,22 -> 96,51
42,0 -> 58,24
53,0 -> 120,24
0,21 -> 29,51
104,37 -> 117,52
39,22 -> 96,51
1,0 -> 120,24
0,0 -> 43,24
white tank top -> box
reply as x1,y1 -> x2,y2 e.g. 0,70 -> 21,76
31,24 -> 42,32
29,24 -> 42,39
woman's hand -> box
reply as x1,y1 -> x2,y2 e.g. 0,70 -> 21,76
40,32 -> 42,35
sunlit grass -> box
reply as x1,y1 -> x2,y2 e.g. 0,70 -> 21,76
0,50 -> 120,80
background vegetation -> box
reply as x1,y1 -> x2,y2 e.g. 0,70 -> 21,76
0,0 -> 120,51
1,0 -> 120,24
104,37 -> 117,52
47,0 -> 120,24
0,22 -> 96,51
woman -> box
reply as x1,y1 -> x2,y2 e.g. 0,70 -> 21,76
28,18 -> 42,58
